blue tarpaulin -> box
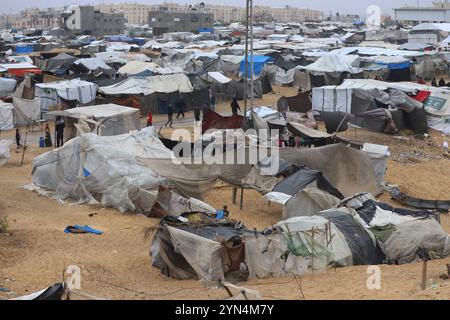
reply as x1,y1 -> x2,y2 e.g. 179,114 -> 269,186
240,55 -> 273,77
105,35 -> 146,46
376,61 -> 410,70
15,45 -> 33,54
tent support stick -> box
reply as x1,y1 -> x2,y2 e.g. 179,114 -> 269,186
240,188 -> 244,210
232,187 -> 237,204
421,259 -> 428,290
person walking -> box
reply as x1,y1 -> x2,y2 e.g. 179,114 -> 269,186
165,105 -> 173,127
210,88 -> 216,111
55,117 -> 65,148
15,128 -> 22,149
231,97 -> 241,115
146,112 -> 153,127
175,96 -> 186,119
194,106 -> 201,126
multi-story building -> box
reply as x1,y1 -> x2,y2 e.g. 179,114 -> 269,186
148,10 -> 214,36
394,1 -> 450,24
2,8 -> 64,30
63,5 -> 126,37
96,2 -> 323,26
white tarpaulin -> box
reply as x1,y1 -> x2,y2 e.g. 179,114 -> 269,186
30,127 -> 171,213
301,55 -> 361,75
99,74 -> 193,96
0,140 -> 10,166
312,86 -> 352,112
117,61 -> 182,75
35,79 -> 98,113
0,77 -> 17,97
203,71 -> 232,84
73,57 -> 112,71
12,97 -> 41,126
0,102 -> 14,130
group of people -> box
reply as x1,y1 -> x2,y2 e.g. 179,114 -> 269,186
42,117 -> 66,148
163,89 -> 218,128
430,77 -> 449,87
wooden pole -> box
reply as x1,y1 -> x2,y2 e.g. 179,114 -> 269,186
421,259 -> 428,290
240,188 -> 244,210
232,187 -> 237,204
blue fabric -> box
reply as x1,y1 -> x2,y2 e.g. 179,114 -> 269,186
240,55 -> 273,77
376,61 -> 410,70
82,167 -> 90,177
64,225 -> 103,235
216,210 -> 225,220
15,46 -> 33,54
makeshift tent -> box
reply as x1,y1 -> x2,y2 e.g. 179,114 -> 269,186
0,102 -> 14,130
12,97 -> 41,126
151,218 -> 249,281
99,75 -> 193,96
35,79 -> 98,114
30,127 -> 170,214
117,61 -> 182,76
47,104 -> 141,140
301,55 -> 362,75
264,166 -> 344,219
312,86 -> 352,113
73,57 -> 112,72
240,55 -> 273,77
0,63 -> 42,77
37,53 -> 77,72
0,78 -> 17,97
279,143 -> 381,197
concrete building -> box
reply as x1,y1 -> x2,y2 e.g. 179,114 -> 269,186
394,1 -> 450,24
63,5 -> 126,37
148,10 -> 214,36
97,2 -> 323,26
2,8 -> 64,30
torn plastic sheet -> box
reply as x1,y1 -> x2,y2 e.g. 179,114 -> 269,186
387,185 -> 450,212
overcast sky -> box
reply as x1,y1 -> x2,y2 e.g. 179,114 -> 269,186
0,0 -> 436,16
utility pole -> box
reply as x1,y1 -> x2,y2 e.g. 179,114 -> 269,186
244,0 -> 249,118
250,0 -> 254,112
244,0 -> 254,119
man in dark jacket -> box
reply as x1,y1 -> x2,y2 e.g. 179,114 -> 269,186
165,105 -> 173,127
231,97 -> 241,115
55,117 -> 65,148
175,96 -> 186,119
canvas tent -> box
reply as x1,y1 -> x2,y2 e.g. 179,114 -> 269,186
0,78 -> 17,97
0,101 -> 14,130
12,97 -> 41,126
99,75 -> 193,96
47,104 -> 141,140
30,127 -> 171,214
35,79 -> 98,115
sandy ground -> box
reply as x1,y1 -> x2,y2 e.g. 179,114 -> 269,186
1,87 -> 450,300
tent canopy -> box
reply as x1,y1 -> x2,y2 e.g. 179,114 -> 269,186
99,75 -> 194,96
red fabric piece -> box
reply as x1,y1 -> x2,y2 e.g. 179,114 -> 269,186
412,90 -> 431,103
202,109 -> 244,133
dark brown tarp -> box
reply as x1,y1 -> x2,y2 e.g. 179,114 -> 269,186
277,91 -> 312,113
202,109 -> 245,133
